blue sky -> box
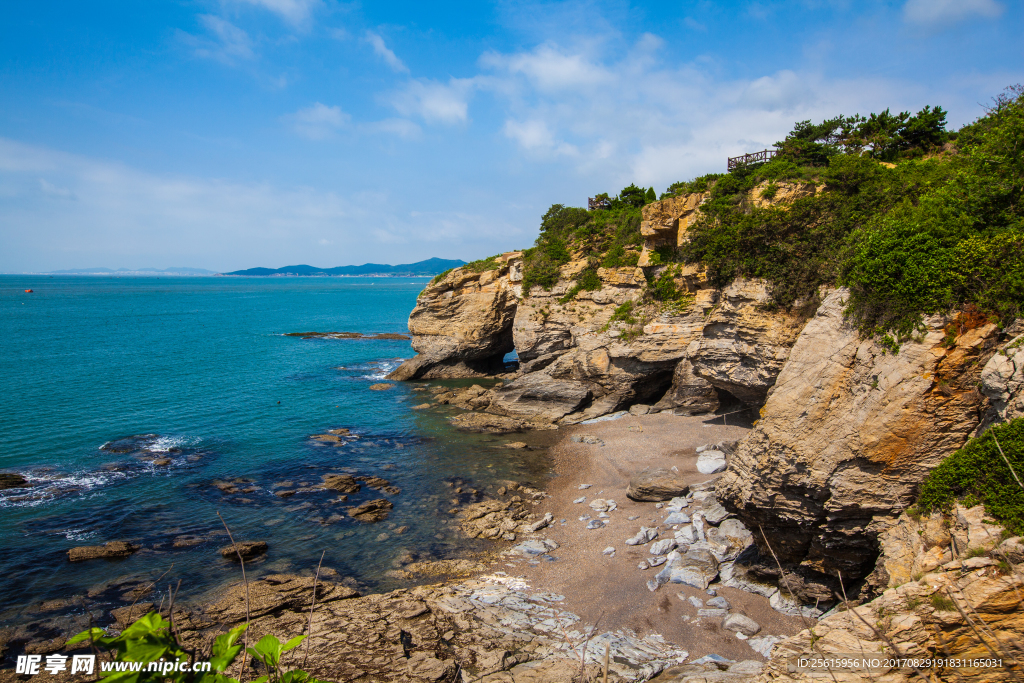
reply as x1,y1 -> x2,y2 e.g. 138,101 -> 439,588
1,0 -> 1021,272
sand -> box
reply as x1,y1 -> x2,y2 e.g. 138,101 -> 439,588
496,411 -> 809,662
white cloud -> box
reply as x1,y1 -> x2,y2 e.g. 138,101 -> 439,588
482,44 -> 611,92
288,102 -> 349,139
365,118 -> 422,139
471,37 -> 936,191
903,0 -> 1003,25
230,0 -> 322,26
191,15 -> 254,62
364,31 -> 409,73
0,138 -> 525,271
503,119 -> 578,157
389,78 -> 475,124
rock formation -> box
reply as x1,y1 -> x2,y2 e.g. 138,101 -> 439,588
717,289 -> 1000,594
388,254 -> 521,380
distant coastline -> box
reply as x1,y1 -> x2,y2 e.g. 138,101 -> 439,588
16,257 -> 467,277
222,257 -> 466,277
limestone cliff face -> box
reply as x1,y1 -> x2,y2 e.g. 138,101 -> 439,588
388,254 -> 520,380
717,289 -> 1000,588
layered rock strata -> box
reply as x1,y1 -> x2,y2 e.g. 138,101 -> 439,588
718,289 -> 1000,593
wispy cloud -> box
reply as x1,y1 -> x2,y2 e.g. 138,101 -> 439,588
903,0 -> 1003,26
683,17 -> 708,32
364,31 -> 409,73
0,138 -> 523,271
230,0 -> 322,27
388,78 -> 475,124
287,102 -> 349,139
189,15 -> 254,63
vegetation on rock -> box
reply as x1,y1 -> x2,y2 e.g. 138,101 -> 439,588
915,417 -> 1024,535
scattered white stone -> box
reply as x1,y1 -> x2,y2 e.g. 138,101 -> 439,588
735,632 -> 749,640
665,497 -> 689,511
664,512 -> 690,525
646,579 -> 660,592
696,450 -> 728,475
707,596 -> 730,609
586,519 -> 605,530
578,484 -> 592,489
655,503 -> 664,509
638,561 -> 649,570
675,524 -> 697,544
602,546 -> 615,555
578,515 -> 591,521
589,498 -> 609,511
688,596 -> 703,608
598,512 -> 610,519
625,527 -> 659,545
746,636 -> 781,658
648,556 -> 666,568
650,538 -> 678,555
627,515 -> 640,521
573,496 -> 586,504
723,613 -> 761,636
512,540 -> 548,556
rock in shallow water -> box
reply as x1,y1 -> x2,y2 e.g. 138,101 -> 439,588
348,498 -> 393,522
219,541 -> 268,561
68,541 -> 139,562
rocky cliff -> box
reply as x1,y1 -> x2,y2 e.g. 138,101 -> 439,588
390,186 -> 1017,605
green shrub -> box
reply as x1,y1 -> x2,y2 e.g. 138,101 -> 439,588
601,244 -> 640,268
68,611 -> 325,683
463,255 -> 501,273
430,268 -> 454,285
915,418 -> 1024,535
609,300 -> 636,325
558,265 -> 602,303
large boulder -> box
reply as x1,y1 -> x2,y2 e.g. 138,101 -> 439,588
717,289 -> 999,583
627,468 -> 689,502
388,255 -> 521,380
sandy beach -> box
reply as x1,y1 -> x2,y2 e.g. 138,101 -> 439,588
493,411 -> 808,663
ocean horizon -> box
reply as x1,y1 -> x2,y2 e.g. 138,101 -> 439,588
0,275 -> 546,624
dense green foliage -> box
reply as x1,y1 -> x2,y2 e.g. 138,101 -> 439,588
69,612 -> 324,683
463,255 -> 501,273
675,86 -> 1024,338
520,185 -> 653,294
915,418 -> 1024,535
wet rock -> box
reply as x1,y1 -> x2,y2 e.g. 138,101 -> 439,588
219,541 -> 268,561
172,535 -> 205,548
356,475 -> 401,495
627,468 -> 689,502
696,450 -> 727,475
321,474 -> 361,493
111,603 -> 155,627
68,541 -> 139,562
504,441 -> 529,449
0,473 -> 30,489
348,499 -> 393,523
368,383 -> 395,390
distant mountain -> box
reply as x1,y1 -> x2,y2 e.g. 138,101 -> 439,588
224,258 -> 467,277
47,267 -> 217,275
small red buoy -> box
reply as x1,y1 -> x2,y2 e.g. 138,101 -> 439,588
24,289 -> 33,293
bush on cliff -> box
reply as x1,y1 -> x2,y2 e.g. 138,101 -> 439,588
520,188 -> 645,294
674,85 -> 1024,337
915,418 -> 1024,536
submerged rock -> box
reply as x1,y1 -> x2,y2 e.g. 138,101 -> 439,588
0,473 -> 29,489
68,541 -> 139,562
219,541 -> 268,561
348,498 -> 393,523
321,474 -> 361,493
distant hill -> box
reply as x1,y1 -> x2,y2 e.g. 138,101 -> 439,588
48,267 -> 217,275
224,258 -> 467,277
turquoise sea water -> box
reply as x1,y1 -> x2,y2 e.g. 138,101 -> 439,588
0,276 -> 547,622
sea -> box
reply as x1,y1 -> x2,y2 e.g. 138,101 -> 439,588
0,275 -> 549,624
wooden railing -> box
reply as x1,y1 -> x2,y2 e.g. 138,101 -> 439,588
727,148 -> 778,171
